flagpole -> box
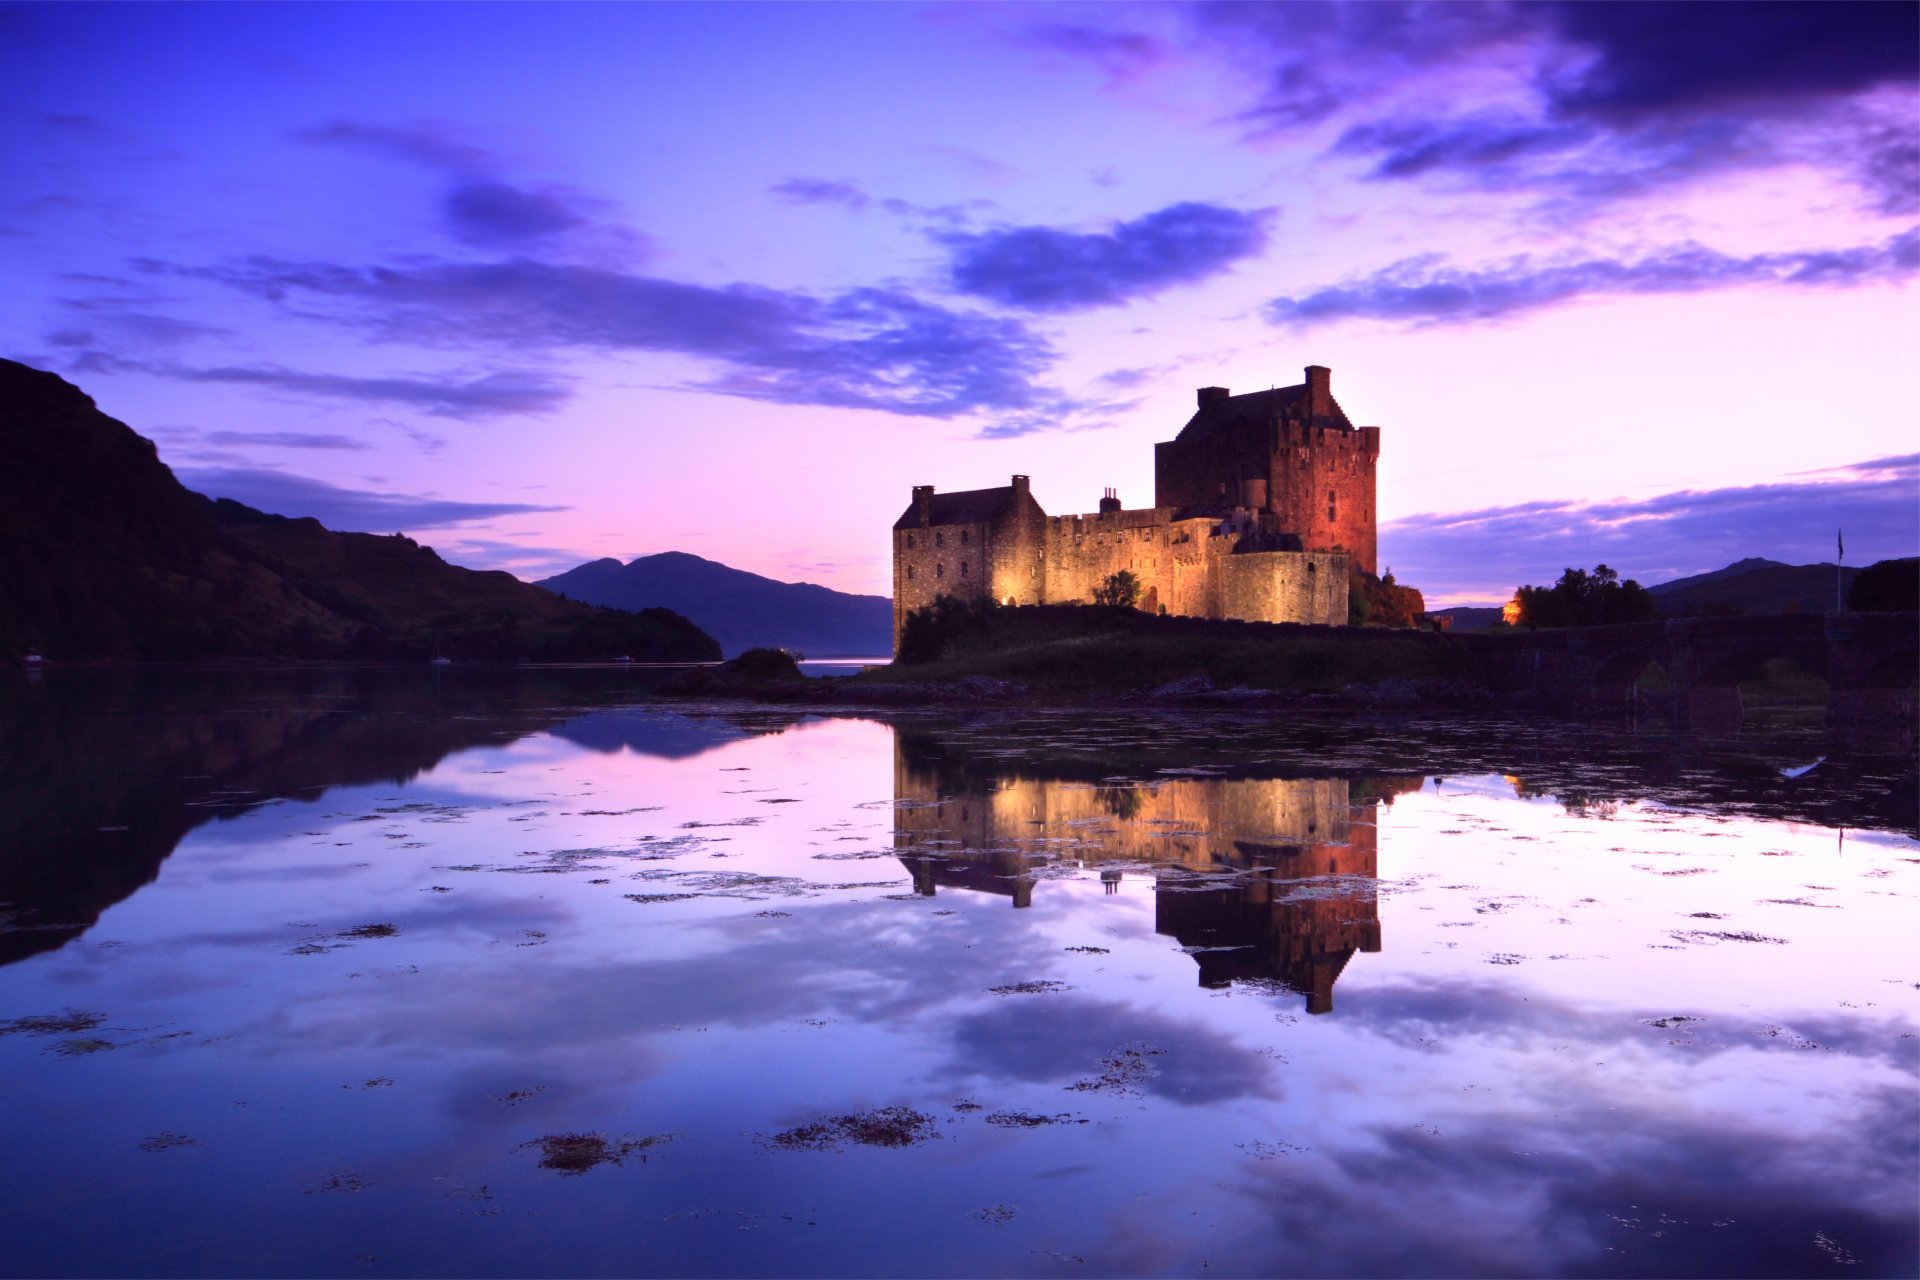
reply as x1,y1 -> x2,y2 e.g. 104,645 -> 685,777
1836,527 -> 1844,614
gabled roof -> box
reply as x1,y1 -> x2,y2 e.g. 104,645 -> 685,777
1175,383 -> 1352,442
893,485 -> 1015,530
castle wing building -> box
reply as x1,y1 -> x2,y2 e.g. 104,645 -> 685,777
892,364 -> 1378,651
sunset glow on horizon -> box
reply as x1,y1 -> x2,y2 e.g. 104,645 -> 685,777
3,1 -> 1915,606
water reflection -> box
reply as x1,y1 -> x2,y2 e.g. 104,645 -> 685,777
0,666 -> 770,965
893,734 -> 1434,1012
0,673 -> 1914,1278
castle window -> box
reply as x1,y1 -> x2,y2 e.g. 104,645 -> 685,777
1308,561 -> 1316,574
960,529 -> 969,545
935,532 -> 944,548
906,533 -> 914,550
907,565 -> 915,580
960,561 -> 968,577
936,563 -> 944,579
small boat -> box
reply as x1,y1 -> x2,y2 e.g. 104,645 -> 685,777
430,635 -> 451,666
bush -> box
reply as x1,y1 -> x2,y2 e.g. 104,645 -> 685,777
721,648 -> 804,681
896,595 -> 1002,664
1091,570 -> 1140,608
1349,566 -> 1425,628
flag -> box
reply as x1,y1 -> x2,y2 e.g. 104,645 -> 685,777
1837,528 -> 1844,561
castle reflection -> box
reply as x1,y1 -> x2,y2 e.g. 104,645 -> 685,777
893,733 -> 1412,1014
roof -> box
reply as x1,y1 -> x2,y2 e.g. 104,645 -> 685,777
1174,383 -> 1353,442
893,485 -> 1016,530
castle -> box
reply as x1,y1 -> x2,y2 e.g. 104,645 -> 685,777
891,364 -> 1379,648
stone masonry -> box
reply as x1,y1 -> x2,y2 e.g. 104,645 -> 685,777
891,365 -> 1379,648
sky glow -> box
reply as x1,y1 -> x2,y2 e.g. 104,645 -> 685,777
4,1 -> 1916,605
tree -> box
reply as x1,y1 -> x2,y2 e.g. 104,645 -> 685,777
1848,557 -> 1918,612
1510,564 -> 1658,628
1092,570 -> 1141,608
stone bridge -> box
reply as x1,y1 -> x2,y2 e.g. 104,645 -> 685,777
1459,612 -> 1918,741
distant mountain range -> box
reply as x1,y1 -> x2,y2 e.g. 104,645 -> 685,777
0,359 -> 718,663
539,552 -> 892,657
1433,557 -> 1869,629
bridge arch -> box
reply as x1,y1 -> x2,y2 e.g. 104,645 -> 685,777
1590,650 -> 1666,712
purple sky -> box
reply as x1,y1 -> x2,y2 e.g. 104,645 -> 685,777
4,1 -> 1915,605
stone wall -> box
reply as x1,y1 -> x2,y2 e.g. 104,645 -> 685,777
892,519 -> 992,641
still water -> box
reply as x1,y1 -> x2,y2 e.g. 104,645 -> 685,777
2,668 -> 1914,1278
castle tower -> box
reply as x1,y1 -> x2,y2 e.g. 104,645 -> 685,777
1152,365 -> 1379,575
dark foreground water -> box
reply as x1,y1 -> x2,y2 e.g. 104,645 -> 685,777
2,668 -> 1914,1278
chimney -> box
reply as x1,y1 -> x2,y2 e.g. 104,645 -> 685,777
912,484 -> 933,527
1304,365 -> 1331,417
1011,474 -> 1029,498
1197,386 -> 1230,410
1098,487 -> 1121,514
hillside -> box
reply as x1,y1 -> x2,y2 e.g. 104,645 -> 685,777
0,359 -> 718,662
1649,558 -> 1858,617
540,551 -> 893,656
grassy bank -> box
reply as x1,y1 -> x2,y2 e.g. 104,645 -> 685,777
866,603 -> 1480,694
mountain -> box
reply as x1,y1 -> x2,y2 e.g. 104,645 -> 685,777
540,551 -> 893,657
1646,557 -> 1790,595
0,359 -> 718,663
1648,559 -> 1858,617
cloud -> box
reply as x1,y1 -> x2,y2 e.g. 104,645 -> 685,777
298,118 -> 610,249
81,352 -> 571,419
203,430 -> 371,451
1538,1 -> 1919,123
47,310 -> 232,349
141,255 -> 1066,420
945,202 -> 1272,312
1382,454 -> 1920,602
1022,22 -> 1170,81
769,178 -> 873,211
294,118 -> 500,173
175,467 -> 568,531
442,181 -> 586,245
1182,2 -> 1918,218
1267,226 -> 1919,328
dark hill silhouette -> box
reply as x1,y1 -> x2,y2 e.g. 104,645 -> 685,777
0,359 -> 717,662
539,551 -> 892,657
1648,558 -> 1859,617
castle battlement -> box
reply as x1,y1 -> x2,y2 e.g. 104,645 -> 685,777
890,365 -> 1378,650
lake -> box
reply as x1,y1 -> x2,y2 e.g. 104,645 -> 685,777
1,667 -> 1914,1277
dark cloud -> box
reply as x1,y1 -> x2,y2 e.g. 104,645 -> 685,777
946,202 -> 1271,312
442,181 -> 586,245
203,430 -> 370,451
1267,226 -> 1920,328
141,255 -> 1065,420
769,178 -> 873,211
298,119 -> 607,248
1334,113 -> 1591,182
1382,455 -> 1920,601
76,349 -> 570,419
294,118 -> 499,173
174,467 -> 567,531
1184,2 -> 1919,218
1539,1 -> 1919,123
